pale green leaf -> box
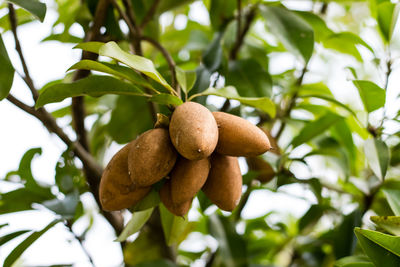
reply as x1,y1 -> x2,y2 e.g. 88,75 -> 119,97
175,66 -> 196,94
377,2 -> 400,42
383,189 -> 400,216
116,208 -> 154,242
364,138 -> 389,180
0,34 -> 14,100
7,0 -> 46,22
149,94 -> 183,107
159,204 -> 189,246
353,80 -> 386,113
371,216 -> 400,236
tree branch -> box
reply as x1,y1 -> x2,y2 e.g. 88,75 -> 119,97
229,6 -> 256,60
8,3 -> 39,101
65,221 -> 95,266
140,0 -> 160,29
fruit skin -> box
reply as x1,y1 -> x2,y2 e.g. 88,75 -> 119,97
169,102 -> 218,160
159,180 -> 192,216
202,153 -> 242,211
212,112 -> 271,157
246,156 -> 275,183
128,128 -> 177,187
100,142 -> 151,211
170,157 -> 210,205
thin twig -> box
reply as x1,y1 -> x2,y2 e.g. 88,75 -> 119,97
65,221 -> 95,266
140,0 -> 160,29
8,3 -> 39,101
141,36 -> 179,94
229,6 -> 256,60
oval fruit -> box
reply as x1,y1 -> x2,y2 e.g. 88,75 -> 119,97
170,157 -> 210,205
212,112 -> 271,156
169,102 -> 218,160
128,128 -> 177,187
100,142 -> 151,211
202,153 -> 242,211
159,180 -> 192,216
246,156 -> 275,183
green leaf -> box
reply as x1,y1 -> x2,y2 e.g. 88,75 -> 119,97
364,138 -> 389,180
36,75 -> 145,108
225,59 -> 272,98
41,191 -> 80,218
195,86 -> 276,118
131,189 -> 161,212
134,260 -> 178,267
355,228 -> 400,266
295,11 -> 334,42
0,188 -> 52,213
0,34 -> 15,100
299,204 -> 328,234
260,4 -> 314,63
149,94 -> 183,107
335,255 -> 374,267
371,216 -> 400,236
4,219 -> 62,267
55,150 -> 83,194
116,208 -> 154,242
76,42 -> 173,92
107,95 -> 153,144
175,66 -> 196,94
298,82 -> 333,97
383,189 -> 400,216
323,32 -> 374,61
0,230 -> 30,246
291,112 -> 342,148
298,94 -> 357,117
377,2 -> 400,42
159,204 -> 190,246
7,0 -> 47,22
209,0 -> 236,30
353,80 -> 386,113
68,60 -> 152,88
202,33 -> 223,72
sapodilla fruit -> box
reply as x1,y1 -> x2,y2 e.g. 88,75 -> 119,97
169,102 -> 218,160
159,180 -> 192,216
128,128 -> 177,187
212,112 -> 271,157
202,153 -> 242,211
100,142 -> 151,211
170,157 -> 210,205
246,156 -> 275,183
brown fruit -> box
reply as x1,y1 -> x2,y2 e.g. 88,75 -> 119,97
202,153 -> 242,211
128,128 -> 177,187
169,102 -> 218,160
159,180 -> 192,216
212,112 -> 271,157
100,142 -> 151,211
246,156 -> 275,183
170,157 -> 210,205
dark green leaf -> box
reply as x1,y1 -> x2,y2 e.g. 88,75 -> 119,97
116,208 -> 154,242
377,2 -> 399,42
355,228 -> 400,266
209,0 -> 236,30
41,191 -> 80,218
364,138 -> 389,180
0,188 -> 52,213
383,189 -> 400,216
202,33 -> 223,72
260,5 -> 314,62
291,112 -> 342,148
134,260 -> 178,267
299,204 -> 328,234
159,204 -> 190,246
107,95 -> 153,144
4,219 -> 62,267
353,80 -> 386,113
225,59 -> 272,98
194,86 -> 276,117
0,230 -> 30,246
55,150 -> 84,194
157,0 -> 194,14
68,60 -> 152,89
36,76 -> 145,108
42,33 -> 82,43
149,94 -> 183,107
335,255 -> 374,267
0,34 -> 15,100
7,0 -> 46,22
175,66 -> 196,95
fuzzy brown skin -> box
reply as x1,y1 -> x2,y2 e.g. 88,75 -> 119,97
170,157 -> 210,205
246,156 -> 276,183
202,153 -> 242,211
128,128 -> 177,187
100,142 -> 151,211
159,180 -> 192,216
212,112 -> 271,157
169,102 -> 218,160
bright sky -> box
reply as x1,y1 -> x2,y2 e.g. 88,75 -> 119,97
2,1 -> 400,266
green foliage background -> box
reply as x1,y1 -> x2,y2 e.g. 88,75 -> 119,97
1,0 -> 400,266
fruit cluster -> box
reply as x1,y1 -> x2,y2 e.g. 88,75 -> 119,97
99,102 -> 271,216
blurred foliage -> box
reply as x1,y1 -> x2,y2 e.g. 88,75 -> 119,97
1,0 -> 400,266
